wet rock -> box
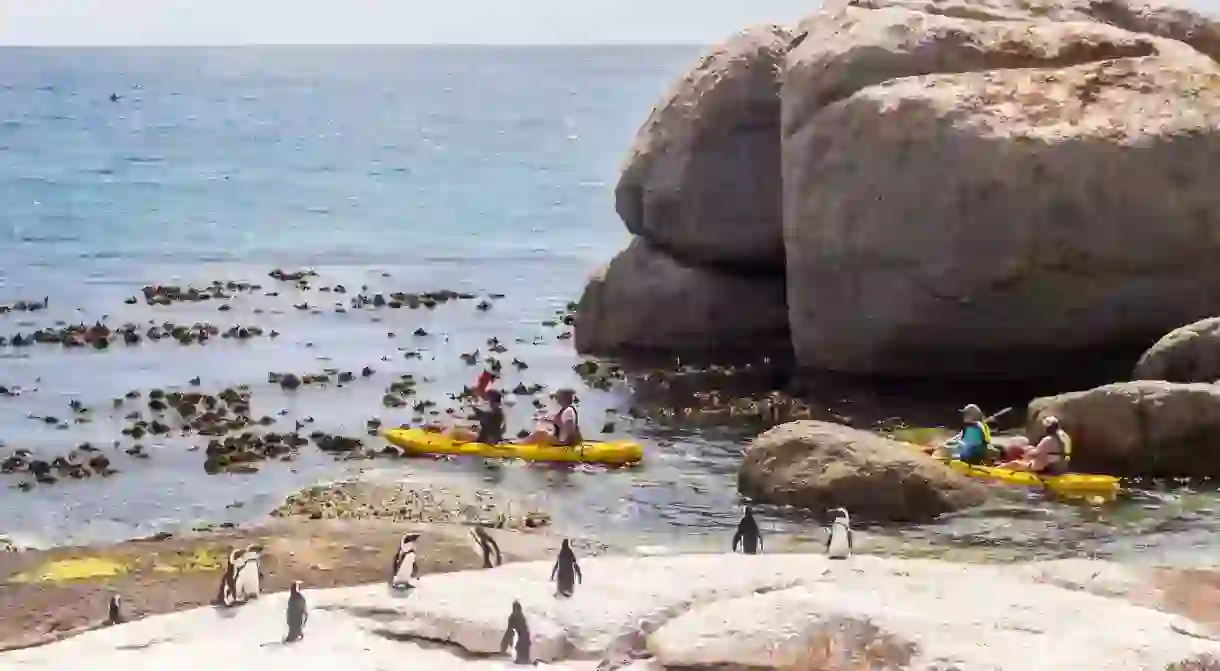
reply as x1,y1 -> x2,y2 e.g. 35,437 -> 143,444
277,373 -> 302,390
738,421 -> 988,522
1133,317 -> 1220,383
1028,381 -> 1220,478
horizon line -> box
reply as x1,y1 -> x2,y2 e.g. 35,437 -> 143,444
0,41 -> 708,49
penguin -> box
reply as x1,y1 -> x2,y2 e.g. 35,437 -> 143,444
107,595 -> 123,625
550,539 -> 582,598
284,581 -> 308,643
215,548 -> 241,606
469,525 -> 503,569
390,533 -> 421,589
825,508 -> 853,560
499,600 -> 531,665
232,545 -> 262,603
731,506 -> 762,554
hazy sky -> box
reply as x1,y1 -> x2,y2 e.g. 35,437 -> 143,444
1,0 -> 821,46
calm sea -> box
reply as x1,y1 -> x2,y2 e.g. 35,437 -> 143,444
0,47 -> 1216,565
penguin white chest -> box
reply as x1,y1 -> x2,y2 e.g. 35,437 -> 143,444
393,549 -> 417,585
827,521 -> 851,559
234,557 -> 261,600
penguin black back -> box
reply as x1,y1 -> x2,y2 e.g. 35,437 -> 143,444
732,506 -> 762,554
500,599 -> 531,664
471,526 -> 503,568
285,581 -> 308,643
551,539 -> 582,598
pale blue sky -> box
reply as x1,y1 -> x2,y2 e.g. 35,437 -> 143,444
1,0 -> 823,46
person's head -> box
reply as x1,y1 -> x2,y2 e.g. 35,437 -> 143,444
555,388 -> 576,407
1042,415 -> 1061,435
959,404 -> 984,423
486,389 -> 503,407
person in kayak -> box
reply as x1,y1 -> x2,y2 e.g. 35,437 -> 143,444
939,404 -> 991,464
520,388 -> 583,447
1001,415 -> 1071,474
447,389 -> 507,445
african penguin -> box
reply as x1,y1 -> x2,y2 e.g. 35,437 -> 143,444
469,525 -> 503,569
825,508 -> 853,560
500,599 -> 531,665
550,539 -> 582,598
390,533 -> 421,589
215,548 -> 241,606
106,595 -> 123,625
232,544 -> 262,603
731,506 -> 762,554
284,581 -> 308,643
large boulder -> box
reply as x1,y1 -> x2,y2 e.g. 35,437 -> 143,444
1027,381 -> 1220,476
1133,317 -> 1220,382
615,25 -> 794,271
737,421 -> 988,522
574,237 -> 789,356
779,0 -> 1220,379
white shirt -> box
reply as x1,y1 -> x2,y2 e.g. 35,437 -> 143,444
556,406 -> 578,443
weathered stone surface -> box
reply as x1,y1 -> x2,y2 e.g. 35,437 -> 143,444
1027,381 -> 1220,476
782,4 -> 1161,139
1134,317 -> 1220,382
6,554 -> 1219,670
737,421 -> 988,522
784,44 -> 1220,378
616,25 -> 794,270
574,237 -> 789,356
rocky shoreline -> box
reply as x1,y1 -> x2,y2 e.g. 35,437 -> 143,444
0,479 -> 587,652
5,552 -> 1220,669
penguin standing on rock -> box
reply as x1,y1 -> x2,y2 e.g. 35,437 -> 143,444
550,539 -> 582,598
107,595 -> 123,625
215,548 -> 241,606
825,508 -> 853,560
284,581 -> 308,643
500,600 -> 531,665
731,506 -> 762,554
233,545 -> 262,603
469,526 -> 503,569
391,533 -> 421,589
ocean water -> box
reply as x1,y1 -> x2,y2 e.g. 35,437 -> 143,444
0,46 -> 722,546
0,46 -> 1217,565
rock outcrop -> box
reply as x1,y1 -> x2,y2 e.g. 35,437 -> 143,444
7,554 -> 1218,670
1134,317 -> 1220,383
737,421 -> 988,521
576,25 -> 796,358
581,0 -> 1220,380
574,237 -> 789,356
783,0 -> 1220,378
615,24 -> 793,271
1027,381 -> 1220,476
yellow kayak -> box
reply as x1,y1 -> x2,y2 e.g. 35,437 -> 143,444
944,460 -> 1120,500
382,428 -> 644,466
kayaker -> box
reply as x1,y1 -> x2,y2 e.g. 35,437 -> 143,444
1001,415 -> 1071,474
448,389 -> 507,445
939,404 -> 991,464
520,388 -> 583,447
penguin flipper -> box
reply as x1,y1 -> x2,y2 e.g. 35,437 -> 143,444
574,562 -> 582,584
848,529 -> 854,551
550,560 -> 559,580
491,537 -> 503,566
731,529 -> 742,552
